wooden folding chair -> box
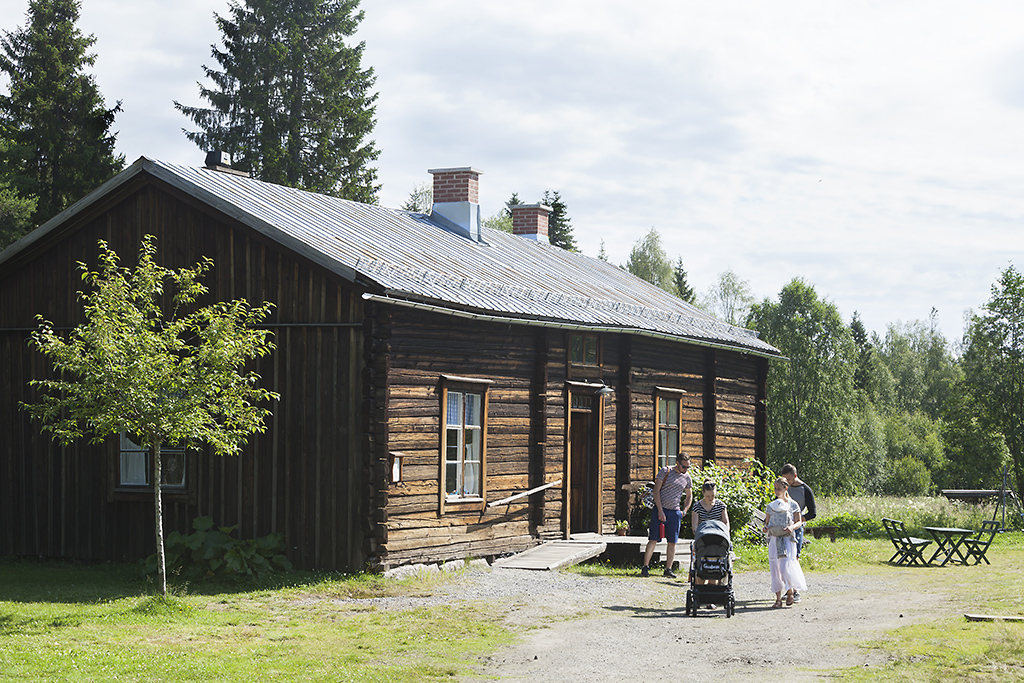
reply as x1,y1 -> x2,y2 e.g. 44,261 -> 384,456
962,520 -> 1000,565
882,518 -> 932,566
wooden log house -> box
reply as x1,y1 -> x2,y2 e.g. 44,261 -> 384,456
0,157 -> 782,570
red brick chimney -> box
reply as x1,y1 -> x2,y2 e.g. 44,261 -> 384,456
428,167 -> 483,241
510,204 -> 552,243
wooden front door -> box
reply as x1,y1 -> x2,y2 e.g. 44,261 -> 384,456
569,394 -> 600,534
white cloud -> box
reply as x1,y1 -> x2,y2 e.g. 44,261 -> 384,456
2,0 -> 1023,342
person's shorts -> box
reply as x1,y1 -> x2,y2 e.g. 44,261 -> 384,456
648,508 -> 682,543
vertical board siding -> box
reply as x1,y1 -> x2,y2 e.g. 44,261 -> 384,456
715,353 -> 759,467
0,180 -> 366,570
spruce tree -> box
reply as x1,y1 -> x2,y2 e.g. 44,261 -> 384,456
672,257 -> 697,304
0,0 -> 123,226
540,189 -> 578,252
175,0 -> 380,202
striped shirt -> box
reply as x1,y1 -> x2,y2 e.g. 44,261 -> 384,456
655,466 -> 692,511
694,499 -> 727,524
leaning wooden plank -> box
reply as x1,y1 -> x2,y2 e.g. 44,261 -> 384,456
964,614 -> 1024,622
495,541 -> 607,570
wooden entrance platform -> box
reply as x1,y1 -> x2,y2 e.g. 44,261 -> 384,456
494,533 -> 690,571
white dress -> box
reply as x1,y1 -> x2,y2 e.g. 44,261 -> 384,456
766,498 -> 807,594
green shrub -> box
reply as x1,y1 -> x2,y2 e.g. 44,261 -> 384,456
691,459 -> 774,541
813,512 -> 884,539
148,516 -> 292,580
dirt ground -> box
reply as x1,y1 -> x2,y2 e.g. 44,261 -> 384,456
419,563 -> 962,682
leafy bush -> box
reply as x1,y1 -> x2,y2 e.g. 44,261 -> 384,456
690,459 -> 774,540
813,512 -> 884,539
885,456 -> 933,496
148,516 -> 292,580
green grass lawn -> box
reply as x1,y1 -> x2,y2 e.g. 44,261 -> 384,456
0,559 -> 510,682
3,497 -> 1023,682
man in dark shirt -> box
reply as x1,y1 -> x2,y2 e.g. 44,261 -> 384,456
781,463 -> 815,602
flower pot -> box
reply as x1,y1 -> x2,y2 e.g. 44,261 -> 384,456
616,528 -> 628,536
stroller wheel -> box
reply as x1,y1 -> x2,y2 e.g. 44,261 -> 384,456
685,590 -> 693,617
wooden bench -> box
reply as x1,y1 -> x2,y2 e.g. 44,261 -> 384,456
882,518 -> 932,566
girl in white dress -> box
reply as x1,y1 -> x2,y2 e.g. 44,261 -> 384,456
764,477 -> 807,607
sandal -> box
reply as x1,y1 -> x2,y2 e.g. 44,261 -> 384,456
785,593 -> 794,606
773,598 -> 783,608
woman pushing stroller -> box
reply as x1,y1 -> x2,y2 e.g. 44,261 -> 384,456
691,480 -> 729,585
764,477 -> 807,607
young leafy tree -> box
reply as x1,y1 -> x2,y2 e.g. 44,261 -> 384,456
747,278 -> 864,493
0,0 -> 124,225
625,228 -> 673,291
597,239 -> 609,262
701,269 -> 755,326
540,189 -> 578,252
24,236 -> 278,596
961,265 -> 1024,496
175,0 -> 379,202
0,176 -> 36,249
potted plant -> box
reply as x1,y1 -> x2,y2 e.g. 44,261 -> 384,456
615,519 -> 630,536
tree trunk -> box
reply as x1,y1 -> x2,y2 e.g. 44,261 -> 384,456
153,441 -> 166,597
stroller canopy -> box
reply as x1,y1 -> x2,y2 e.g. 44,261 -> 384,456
694,519 -> 731,551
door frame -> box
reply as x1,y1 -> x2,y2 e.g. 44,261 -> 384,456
564,381 -> 608,537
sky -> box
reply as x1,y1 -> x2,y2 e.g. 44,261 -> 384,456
3,0 -> 1023,345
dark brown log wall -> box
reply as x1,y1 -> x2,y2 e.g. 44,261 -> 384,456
380,311 -> 571,565
0,177 -> 367,570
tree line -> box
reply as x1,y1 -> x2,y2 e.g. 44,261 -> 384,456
0,0 -> 379,249
619,225 -> 1023,498
6,2 -> 1024,501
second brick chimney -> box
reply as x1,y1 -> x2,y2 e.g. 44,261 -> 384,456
510,204 -> 552,243
428,167 -> 483,241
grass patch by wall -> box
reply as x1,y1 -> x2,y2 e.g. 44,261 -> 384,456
0,557 -> 510,682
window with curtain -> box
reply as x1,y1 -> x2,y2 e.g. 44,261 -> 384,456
444,390 -> 483,499
118,433 -> 186,488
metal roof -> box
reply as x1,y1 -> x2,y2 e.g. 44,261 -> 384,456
0,157 -> 781,358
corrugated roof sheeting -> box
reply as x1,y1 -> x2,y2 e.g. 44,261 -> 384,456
131,160 -> 781,355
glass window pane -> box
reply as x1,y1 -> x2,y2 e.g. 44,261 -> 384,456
161,452 -> 186,487
446,428 -> 460,463
464,394 -> 480,427
464,427 -> 480,460
668,399 -> 679,425
570,334 -> 583,363
447,392 -> 462,426
120,451 -> 148,486
463,462 -> 480,497
446,462 -> 458,494
668,431 -> 679,457
584,336 -> 597,364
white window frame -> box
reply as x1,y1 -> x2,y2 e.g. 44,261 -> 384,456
439,376 -> 491,511
656,395 -> 681,471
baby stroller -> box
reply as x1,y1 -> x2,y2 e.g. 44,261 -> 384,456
685,519 -> 735,617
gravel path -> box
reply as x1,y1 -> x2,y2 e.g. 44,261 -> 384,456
341,561 -> 958,680
369,562 -> 953,681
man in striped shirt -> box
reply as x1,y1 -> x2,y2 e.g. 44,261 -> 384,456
640,453 -> 694,578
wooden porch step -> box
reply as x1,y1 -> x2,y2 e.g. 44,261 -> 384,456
495,540 -> 607,570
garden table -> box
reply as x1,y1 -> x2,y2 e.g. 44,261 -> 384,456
923,527 -> 973,566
